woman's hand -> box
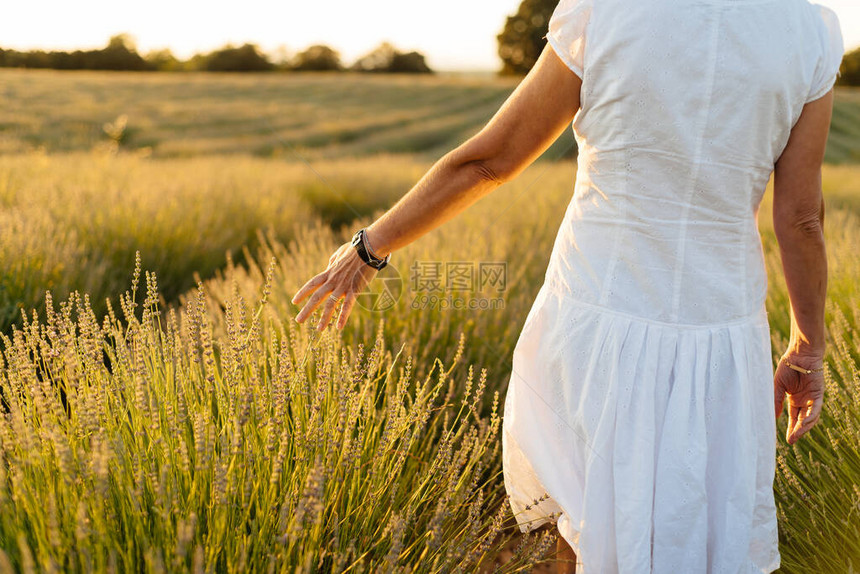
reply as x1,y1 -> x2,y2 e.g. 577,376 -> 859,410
291,241 -> 378,331
774,351 -> 825,445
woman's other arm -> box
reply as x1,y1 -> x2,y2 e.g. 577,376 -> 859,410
292,43 -> 582,330
772,89 -> 833,444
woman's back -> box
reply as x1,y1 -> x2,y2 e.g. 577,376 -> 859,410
501,1 -> 842,572
543,0 -> 844,325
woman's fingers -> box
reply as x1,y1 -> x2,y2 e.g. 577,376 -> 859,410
786,397 -> 823,444
787,404 -> 809,444
774,385 -> 785,421
337,294 -> 358,330
292,272 -> 328,306
292,241 -> 378,329
805,394 -> 823,428
294,280 -> 334,324
296,280 -> 333,323
773,364 -> 794,421
786,405 -> 799,444
316,293 -> 342,331
774,358 -> 826,444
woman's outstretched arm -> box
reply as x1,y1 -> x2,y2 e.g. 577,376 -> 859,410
292,43 -> 583,331
772,89 -> 833,444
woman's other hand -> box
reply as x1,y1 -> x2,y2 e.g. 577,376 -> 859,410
772,89 -> 832,447
774,352 -> 825,445
291,241 -> 378,331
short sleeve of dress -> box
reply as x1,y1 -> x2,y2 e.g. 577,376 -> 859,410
545,0 -> 593,79
806,4 -> 844,103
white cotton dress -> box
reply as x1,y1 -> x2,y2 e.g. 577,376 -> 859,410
501,0 -> 844,572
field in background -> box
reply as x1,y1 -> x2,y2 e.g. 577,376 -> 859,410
829,87 -> 860,162
0,69 -> 583,162
2,70 -> 860,163
0,70 -> 858,572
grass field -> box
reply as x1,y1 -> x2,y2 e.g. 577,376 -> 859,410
0,69 -> 561,161
2,70 -> 859,163
0,70 -> 858,572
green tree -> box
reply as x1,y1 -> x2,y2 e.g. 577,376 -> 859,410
838,47 -> 860,86
94,34 -> 148,70
202,44 -> 273,72
389,51 -> 432,73
352,42 -> 397,72
497,0 -> 556,75
0,35 -> 147,71
106,33 -> 135,52
291,45 -> 342,71
351,42 -> 432,74
145,48 -> 182,71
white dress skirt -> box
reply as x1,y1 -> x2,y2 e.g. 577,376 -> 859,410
501,0 -> 843,572
503,284 -> 779,572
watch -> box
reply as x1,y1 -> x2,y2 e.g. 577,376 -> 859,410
351,228 -> 390,270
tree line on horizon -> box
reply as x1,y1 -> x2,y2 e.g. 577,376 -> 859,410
496,0 -> 860,85
0,34 -> 433,74
2,0 -> 858,81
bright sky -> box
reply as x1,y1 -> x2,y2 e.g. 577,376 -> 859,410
0,0 -> 857,72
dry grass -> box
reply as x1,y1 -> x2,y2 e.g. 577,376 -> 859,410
0,149 -> 858,570
0,71 -> 857,570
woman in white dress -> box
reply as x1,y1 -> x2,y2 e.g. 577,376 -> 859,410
292,0 -> 844,571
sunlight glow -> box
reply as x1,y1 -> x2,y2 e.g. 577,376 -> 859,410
0,0 -> 856,72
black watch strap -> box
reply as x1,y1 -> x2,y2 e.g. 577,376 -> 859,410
351,229 -> 390,270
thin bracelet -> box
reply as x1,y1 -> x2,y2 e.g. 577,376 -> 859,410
782,357 -> 825,375
364,228 -> 384,260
